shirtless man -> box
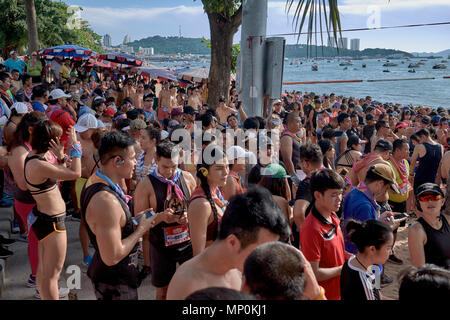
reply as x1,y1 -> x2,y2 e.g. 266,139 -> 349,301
73,113 -> 100,268
133,141 -> 196,300
81,131 -> 161,300
176,88 -> 186,107
158,83 -> 171,121
187,88 -> 202,111
216,97 -> 237,126
169,85 -> 179,112
132,82 -> 145,110
166,186 -> 290,300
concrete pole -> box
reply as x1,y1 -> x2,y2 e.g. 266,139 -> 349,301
239,0 -> 268,118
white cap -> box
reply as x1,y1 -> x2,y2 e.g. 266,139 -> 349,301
74,113 -> 98,133
10,102 -> 28,114
274,99 -> 282,104
161,130 -> 169,140
226,145 -> 247,162
10,50 -> 16,55
97,119 -> 106,128
49,89 -> 71,100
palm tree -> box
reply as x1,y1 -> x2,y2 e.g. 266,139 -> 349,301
23,0 -> 40,54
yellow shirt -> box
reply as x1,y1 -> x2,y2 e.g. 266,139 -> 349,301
388,159 -> 410,203
60,65 -> 71,80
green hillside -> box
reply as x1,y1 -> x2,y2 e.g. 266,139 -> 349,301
124,36 -> 414,58
127,36 -> 210,55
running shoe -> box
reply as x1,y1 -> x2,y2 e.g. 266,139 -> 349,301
27,275 -> 36,288
388,254 -> 403,265
34,287 -> 70,299
381,274 -> 394,287
0,246 -> 13,258
0,235 -> 16,246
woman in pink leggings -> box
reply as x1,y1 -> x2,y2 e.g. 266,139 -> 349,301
7,112 -> 47,287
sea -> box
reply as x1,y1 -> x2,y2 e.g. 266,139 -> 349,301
151,56 -> 449,108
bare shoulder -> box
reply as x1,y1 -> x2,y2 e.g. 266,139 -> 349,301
408,220 -> 426,238
135,176 -> 152,194
86,190 -> 122,223
182,170 -> 197,191
167,257 -> 205,299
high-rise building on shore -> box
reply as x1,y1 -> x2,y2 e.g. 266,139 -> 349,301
350,38 -> 360,51
123,35 -> 131,44
338,37 -> 348,50
103,34 -> 112,47
328,37 -> 335,48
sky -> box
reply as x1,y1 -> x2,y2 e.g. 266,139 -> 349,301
60,0 -> 450,53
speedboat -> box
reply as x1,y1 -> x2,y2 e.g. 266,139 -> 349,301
339,61 -> 353,66
383,69 -> 390,72
311,63 -> 318,71
408,69 -> 416,73
432,64 -> 447,69
383,62 -> 398,67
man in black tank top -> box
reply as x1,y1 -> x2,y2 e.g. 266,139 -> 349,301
134,141 -> 196,300
80,131 -> 161,300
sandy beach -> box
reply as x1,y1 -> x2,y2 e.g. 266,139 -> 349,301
381,220 -> 414,300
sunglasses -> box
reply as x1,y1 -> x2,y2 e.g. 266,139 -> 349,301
418,194 -> 442,202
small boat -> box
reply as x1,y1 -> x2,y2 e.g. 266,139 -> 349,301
362,64 -> 366,68
383,69 -> 390,72
343,67 -> 348,70
432,63 -> 447,69
441,60 -> 448,63
408,63 -> 420,68
353,68 -> 358,70
408,69 -> 416,73
311,63 -> 318,71
383,62 -> 398,67
417,61 -> 425,65
339,61 -> 353,66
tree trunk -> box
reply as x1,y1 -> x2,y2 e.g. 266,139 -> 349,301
24,0 -> 40,54
206,7 -> 242,109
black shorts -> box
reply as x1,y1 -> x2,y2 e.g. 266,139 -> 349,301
92,282 -> 138,300
31,208 -> 66,241
150,242 -> 193,288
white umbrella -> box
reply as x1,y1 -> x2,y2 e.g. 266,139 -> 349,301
176,67 -> 210,82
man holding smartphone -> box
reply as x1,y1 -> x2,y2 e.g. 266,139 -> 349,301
133,140 -> 196,300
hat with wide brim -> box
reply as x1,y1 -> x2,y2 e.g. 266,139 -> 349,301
369,163 -> 400,194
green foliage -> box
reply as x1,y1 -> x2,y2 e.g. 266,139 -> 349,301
197,0 -> 241,17
0,0 -> 102,55
128,36 -> 211,55
202,37 -> 240,73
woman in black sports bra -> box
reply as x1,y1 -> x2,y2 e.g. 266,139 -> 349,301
24,120 -> 82,300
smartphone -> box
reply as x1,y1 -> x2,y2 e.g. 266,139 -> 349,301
173,209 -> 185,215
394,212 -> 409,219
132,210 -> 155,226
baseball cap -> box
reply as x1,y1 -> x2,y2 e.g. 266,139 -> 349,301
395,122 -> 408,129
421,115 -> 431,124
130,119 -> 147,130
74,113 -> 98,133
415,183 -> 444,198
171,108 -> 183,117
347,135 -> 366,148
10,50 -> 16,55
273,99 -> 282,104
103,107 -> 116,118
368,163 -> 400,193
49,89 -> 71,100
374,139 -> 393,151
10,102 -> 28,114
161,130 -> 169,140
226,146 -> 247,162
261,163 -> 290,179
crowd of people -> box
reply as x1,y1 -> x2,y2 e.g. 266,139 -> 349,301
0,49 -> 449,300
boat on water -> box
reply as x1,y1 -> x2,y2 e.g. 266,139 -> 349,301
408,63 -> 420,68
339,61 -> 353,66
343,67 -> 348,70
432,64 -> 447,69
311,63 -> 318,71
441,60 -> 448,63
383,69 -> 390,72
362,64 -> 366,68
408,69 -> 416,73
383,62 -> 398,67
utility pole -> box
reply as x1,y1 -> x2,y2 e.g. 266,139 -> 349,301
238,0 -> 268,118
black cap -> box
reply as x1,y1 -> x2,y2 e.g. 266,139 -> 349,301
374,139 -> 393,151
421,115 -> 431,124
415,183 -> 444,197
183,105 -> 195,115
93,88 -> 104,97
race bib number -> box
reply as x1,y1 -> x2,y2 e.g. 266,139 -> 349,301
163,224 -> 190,247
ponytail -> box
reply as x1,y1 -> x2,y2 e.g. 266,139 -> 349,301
345,219 -> 392,253
197,171 -> 220,240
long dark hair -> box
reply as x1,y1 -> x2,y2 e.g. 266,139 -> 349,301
345,219 -> 392,253
8,111 -> 47,152
196,145 -> 226,240
258,176 -> 291,202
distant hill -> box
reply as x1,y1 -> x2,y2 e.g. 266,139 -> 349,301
411,49 -> 450,57
285,45 -> 414,58
123,35 -> 414,58
126,36 -> 210,55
